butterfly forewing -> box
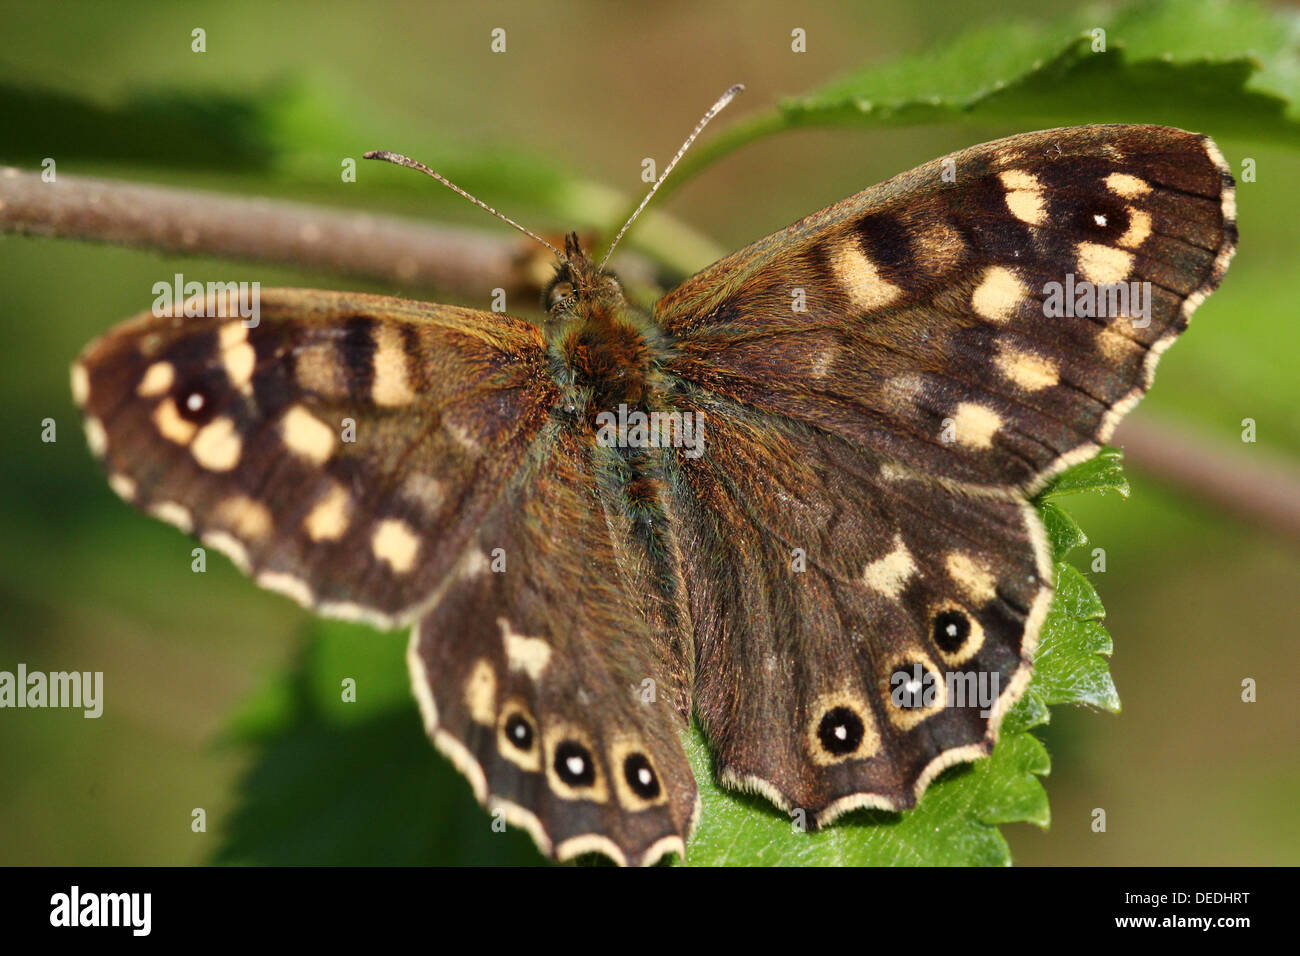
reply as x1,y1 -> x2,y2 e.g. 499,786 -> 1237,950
74,289 -> 556,627
657,125 -> 1237,492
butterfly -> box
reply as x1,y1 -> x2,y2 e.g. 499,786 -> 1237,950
71,85 -> 1236,865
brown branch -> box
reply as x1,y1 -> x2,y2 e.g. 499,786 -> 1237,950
0,166 -> 660,301
1113,414 -> 1300,547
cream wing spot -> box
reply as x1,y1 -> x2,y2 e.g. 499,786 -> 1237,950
860,533 -> 917,599
70,362 -> 89,406
137,361 -> 175,397
497,618 -> 552,680
371,518 -> 420,574
946,552 -> 998,604
1105,172 -> 1151,198
971,266 -> 1026,323
281,405 -> 335,464
951,402 -> 1003,449
994,343 -> 1059,391
998,169 -> 1046,225
153,398 -> 198,445
83,417 -> 108,457
372,323 -> 416,406
191,416 -> 242,471
304,482 -> 351,542
219,321 -> 256,391
464,659 -> 497,726
108,473 -> 137,501
830,238 -> 902,311
1117,208 -> 1152,249
214,494 -> 272,542
1078,241 -> 1133,284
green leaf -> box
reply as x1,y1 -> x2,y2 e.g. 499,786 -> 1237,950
644,0 -> 1300,218
1039,447 -> 1130,501
214,621 -> 541,866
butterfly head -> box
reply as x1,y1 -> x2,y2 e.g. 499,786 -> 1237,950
542,232 -> 626,319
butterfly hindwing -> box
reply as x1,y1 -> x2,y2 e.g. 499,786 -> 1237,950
657,124 -> 1237,492
668,388 -> 1049,818
73,288 -> 557,627
408,425 -> 697,865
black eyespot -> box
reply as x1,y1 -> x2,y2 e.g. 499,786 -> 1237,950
933,609 -> 972,654
817,707 -> 865,756
891,661 -> 938,710
554,740 -> 596,787
174,378 -> 219,425
622,753 -> 660,800
1070,199 -> 1129,239
503,713 -> 534,752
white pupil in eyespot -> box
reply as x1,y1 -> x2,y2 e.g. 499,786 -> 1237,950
637,767 -> 653,786
513,723 -> 526,739
566,755 -> 585,776
186,392 -> 205,412
1094,213 -> 1108,227
946,623 -> 959,637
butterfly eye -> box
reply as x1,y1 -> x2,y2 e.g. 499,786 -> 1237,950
622,753 -> 661,800
932,609 -> 972,654
816,706 -> 865,757
553,740 -> 597,787
546,280 -> 575,309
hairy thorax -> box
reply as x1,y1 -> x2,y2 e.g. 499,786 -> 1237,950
545,272 -> 663,429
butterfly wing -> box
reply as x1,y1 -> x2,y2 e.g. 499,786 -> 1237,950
408,425 -> 697,865
658,125 -> 1237,492
656,126 -> 1236,818
74,288 -> 556,628
75,287 -> 696,864
669,390 -> 1049,819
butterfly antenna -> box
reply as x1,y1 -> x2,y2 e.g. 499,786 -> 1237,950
598,83 -> 745,272
363,150 -> 563,259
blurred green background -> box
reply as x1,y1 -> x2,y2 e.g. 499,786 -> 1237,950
1,0 -> 1296,865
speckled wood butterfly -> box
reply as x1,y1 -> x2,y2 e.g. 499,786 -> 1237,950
72,87 -> 1235,865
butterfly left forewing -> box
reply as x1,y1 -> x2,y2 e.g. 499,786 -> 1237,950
74,288 -> 556,627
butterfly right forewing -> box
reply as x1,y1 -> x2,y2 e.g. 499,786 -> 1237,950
657,125 -> 1237,492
